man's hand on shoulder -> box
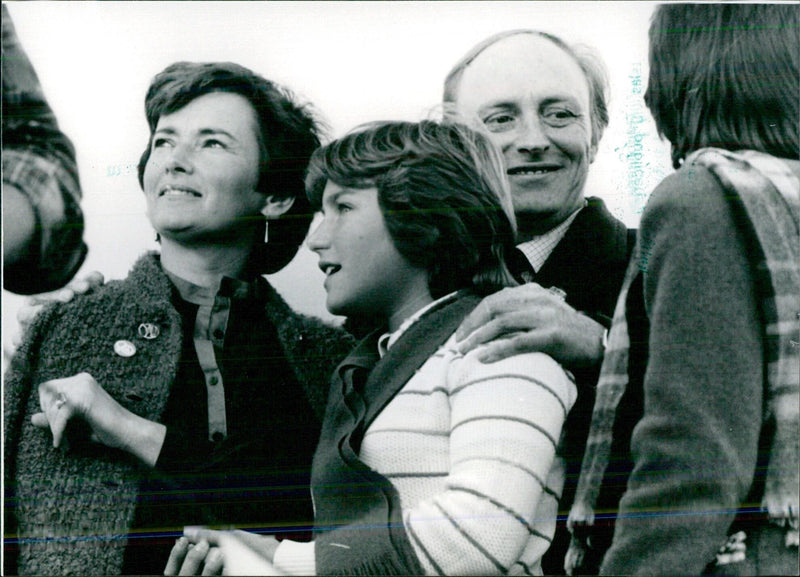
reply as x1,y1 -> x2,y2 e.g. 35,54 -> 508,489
456,283 -> 606,369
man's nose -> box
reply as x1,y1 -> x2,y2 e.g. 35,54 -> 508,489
515,114 -> 550,154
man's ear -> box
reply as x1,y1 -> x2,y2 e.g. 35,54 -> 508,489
260,195 -> 296,218
588,141 -> 599,164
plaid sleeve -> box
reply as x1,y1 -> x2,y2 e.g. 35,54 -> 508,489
2,4 -> 87,294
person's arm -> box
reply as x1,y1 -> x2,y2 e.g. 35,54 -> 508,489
15,272 -> 191,470
3,183 -> 37,264
32,372 -> 166,467
404,348 -> 576,574
2,4 -> 86,295
600,169 -> 764,574
455,284 -> 607,369
31,370 -> 200,473
165,530 -> 286,576
269,348 -> 577,576
30,347 -> 205,472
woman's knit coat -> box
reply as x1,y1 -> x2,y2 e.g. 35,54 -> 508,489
4,253 -> 353,575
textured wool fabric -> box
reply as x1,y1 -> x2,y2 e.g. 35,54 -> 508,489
4,253 -> 353,575
567,150 -> 800,575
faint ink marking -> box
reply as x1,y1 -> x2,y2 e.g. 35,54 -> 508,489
620,62 -> 649,218
106,164 -> 137,178
638,242 -> 652,274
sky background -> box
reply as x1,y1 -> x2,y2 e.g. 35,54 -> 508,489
2,1 -> 673,359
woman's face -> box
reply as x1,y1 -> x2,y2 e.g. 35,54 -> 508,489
143,92 -> 265,246
306,182 -> 432,331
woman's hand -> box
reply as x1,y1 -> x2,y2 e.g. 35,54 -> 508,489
31,372 -> 166,467
164,529 -> 283,576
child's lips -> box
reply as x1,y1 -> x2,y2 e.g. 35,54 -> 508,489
319,263 -> 341,277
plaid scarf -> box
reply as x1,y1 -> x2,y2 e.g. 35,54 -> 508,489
566,148 -> 800,573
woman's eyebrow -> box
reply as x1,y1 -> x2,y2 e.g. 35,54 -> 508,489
322,189 -> 343,206
196,127 -> 236,139
322,188 -> 363,207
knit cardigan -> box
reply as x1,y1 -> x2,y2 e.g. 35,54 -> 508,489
3,252 -> 353,576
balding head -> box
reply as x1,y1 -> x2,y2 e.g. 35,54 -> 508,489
444,30 -> 608,149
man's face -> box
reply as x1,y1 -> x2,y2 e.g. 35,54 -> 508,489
453,34 -> 596,237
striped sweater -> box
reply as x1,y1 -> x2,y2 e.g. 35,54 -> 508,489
275,328 -> 576,575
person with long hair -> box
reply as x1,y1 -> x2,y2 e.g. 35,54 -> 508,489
566,4 -> 799,574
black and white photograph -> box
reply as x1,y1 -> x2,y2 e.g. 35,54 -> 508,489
2,1 -> 798,575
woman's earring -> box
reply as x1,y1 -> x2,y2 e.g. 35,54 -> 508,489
264,220 -> 269,243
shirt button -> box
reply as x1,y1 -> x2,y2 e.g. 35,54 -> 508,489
213,329 -> 224,340
209,376 -> 219,386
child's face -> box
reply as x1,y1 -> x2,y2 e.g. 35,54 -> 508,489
307,182 -> 432,330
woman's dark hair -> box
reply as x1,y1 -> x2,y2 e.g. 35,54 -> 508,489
645,4 -> 799,168
138,61 -> 323,273
306,120 -> 518,299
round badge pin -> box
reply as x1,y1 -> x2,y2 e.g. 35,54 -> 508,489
138,323 -> 160,340
114,339 -> 136,358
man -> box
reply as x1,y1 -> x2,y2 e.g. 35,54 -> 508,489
445,30 -> 635,575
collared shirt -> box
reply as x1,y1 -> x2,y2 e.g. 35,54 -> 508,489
165,272 -> 266,442
122,272 -> 318,574
517,201 -> 586,273
377,292 -> 459,357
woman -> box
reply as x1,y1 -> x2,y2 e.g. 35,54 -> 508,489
3,61 -> 353,575
566,4 -> 799,575
169,120 -> 577,576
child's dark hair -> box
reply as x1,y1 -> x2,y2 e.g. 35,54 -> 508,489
306,120 -> 518,298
